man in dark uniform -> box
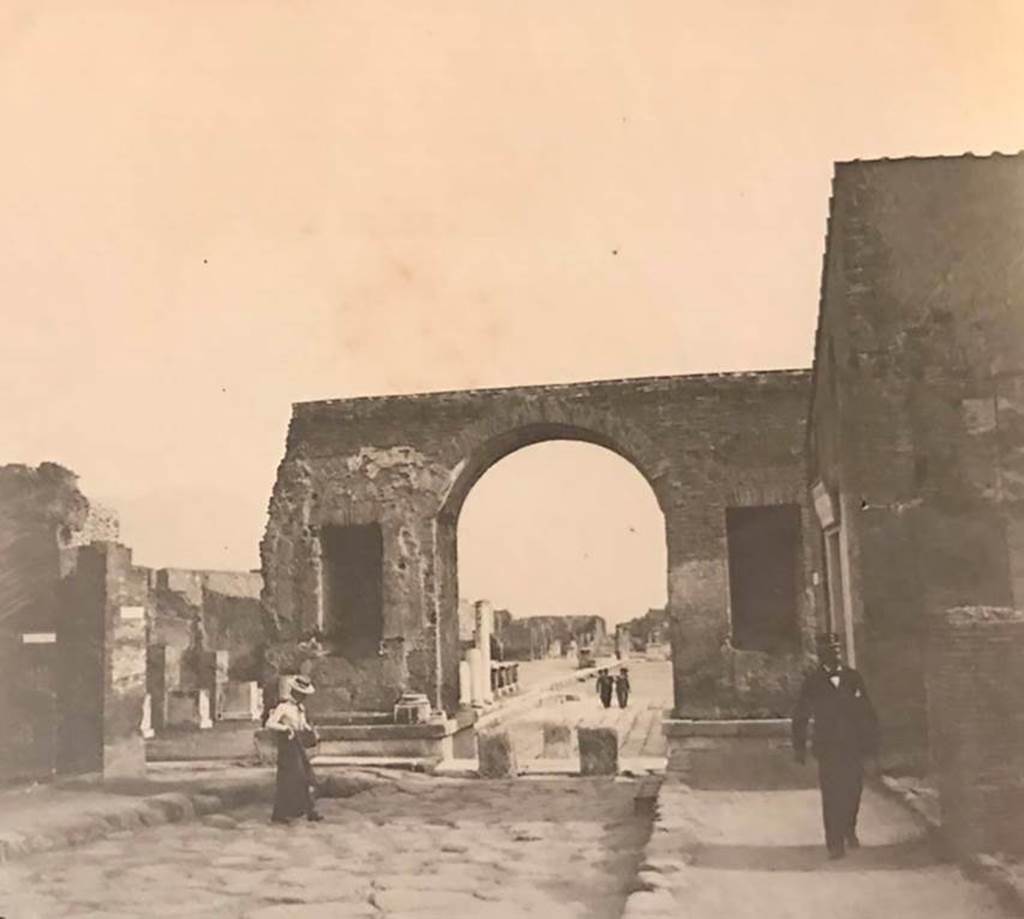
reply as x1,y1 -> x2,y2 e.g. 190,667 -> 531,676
792,632 -> 879,859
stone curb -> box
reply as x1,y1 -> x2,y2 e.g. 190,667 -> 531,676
662,717 -> 791,738
0,783 -> 272,866
0,768 -> 397,866
874,774 -> 1024,917
618,777 -> 700,919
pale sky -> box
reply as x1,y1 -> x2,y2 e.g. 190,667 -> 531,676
2,2 -> 1023,621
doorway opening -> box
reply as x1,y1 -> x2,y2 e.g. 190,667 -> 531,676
321,523 -> 384,659
725,504 -> 802,651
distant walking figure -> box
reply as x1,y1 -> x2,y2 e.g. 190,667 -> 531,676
596,668 -> 614,709
615,667 -> 631,709
265,675 -> 324,825
792,633 -> 878,859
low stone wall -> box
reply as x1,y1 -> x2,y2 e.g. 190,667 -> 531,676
925,606 -> 1024,858
663,719 -> 812,789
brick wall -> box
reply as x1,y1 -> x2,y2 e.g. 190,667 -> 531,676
57,542 -> 148,778
262,370 -> 818,717
926,606 -> 1024,857
808,154 -> 1024,770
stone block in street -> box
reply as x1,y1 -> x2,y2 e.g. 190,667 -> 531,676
542,722 -> 573,758
578,726 -> 618,775
477,729 -> 517,777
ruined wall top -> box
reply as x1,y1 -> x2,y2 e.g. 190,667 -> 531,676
291,368 -> 812,416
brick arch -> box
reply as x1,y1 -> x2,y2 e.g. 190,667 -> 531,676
437,402 -> 674,525
264,370 -> 814,717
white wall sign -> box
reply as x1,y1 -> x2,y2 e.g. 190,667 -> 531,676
22,632 -> 56,644
120,606 -> 145,621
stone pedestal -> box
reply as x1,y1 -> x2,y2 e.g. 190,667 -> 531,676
926,606 -> 1024,857
578,726 -> 618,776
542,722 -> 573,758
477,730 -> 517,778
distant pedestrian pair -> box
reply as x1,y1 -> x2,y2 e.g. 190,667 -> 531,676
596,667 -> 630,709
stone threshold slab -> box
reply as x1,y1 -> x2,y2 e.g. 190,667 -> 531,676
310,755 -> 435,770
662,718 -> 791,738
433,756 -> 667,778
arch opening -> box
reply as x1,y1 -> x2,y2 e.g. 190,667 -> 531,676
440,434 -> 669,711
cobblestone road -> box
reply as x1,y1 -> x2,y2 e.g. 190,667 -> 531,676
0,774 -> 650,919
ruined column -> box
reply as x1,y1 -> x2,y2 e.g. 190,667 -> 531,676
475,600 -> 494,704
197,649 -> 229,721
458,659 -> 472,708
467,648 -> 486,708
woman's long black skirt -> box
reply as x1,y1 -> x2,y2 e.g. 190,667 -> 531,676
271,735 -> 316,822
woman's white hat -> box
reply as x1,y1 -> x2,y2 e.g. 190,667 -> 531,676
289,675 -> 316,695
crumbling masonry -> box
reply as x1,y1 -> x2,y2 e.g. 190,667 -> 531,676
261,371 -> 817,719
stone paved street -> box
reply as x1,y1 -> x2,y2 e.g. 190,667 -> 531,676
507,659 -> 672,761
0,774 -> 649,919
628,775 -> 1012,919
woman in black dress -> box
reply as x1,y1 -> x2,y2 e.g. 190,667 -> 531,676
265,675 -> 323,824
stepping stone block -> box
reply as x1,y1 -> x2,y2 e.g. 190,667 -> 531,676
542,722 -> 573,758
477,730 -> 517,778
634,776 -> 662,816
578,726 -> 618,776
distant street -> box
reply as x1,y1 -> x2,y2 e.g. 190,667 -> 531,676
514,656 -> 585,692
506,659 -> 672,763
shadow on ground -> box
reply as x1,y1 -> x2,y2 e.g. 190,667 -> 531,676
691,838 -> 946,873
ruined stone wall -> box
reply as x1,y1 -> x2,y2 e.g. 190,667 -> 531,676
146,567 -> 265,705
498,614 -> 607,660
57,542 -> 149,778
926,607 -> 1024,857
809,153 -> 1024,769
262,370 -> 817,718
200,571 -> 264,682
0,464 -> 90,782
